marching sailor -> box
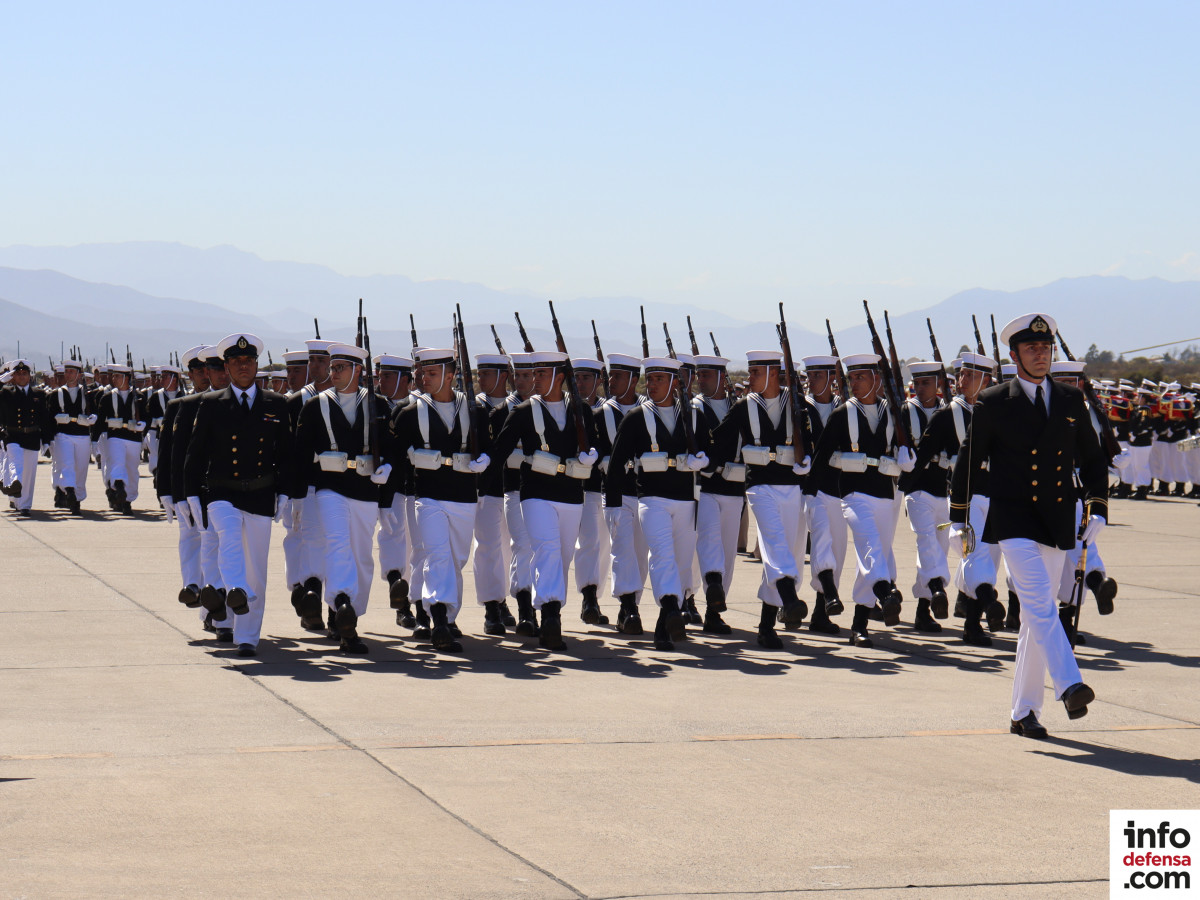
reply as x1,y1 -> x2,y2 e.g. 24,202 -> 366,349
45,357 -> 96,513
471,353 -> 517,635
570,357 -> 612,626
802,355 -> 849,634
145,364 -> 181,474
0,360 -> 48,514
95,364 -> 145,513
375,353 -> 420,628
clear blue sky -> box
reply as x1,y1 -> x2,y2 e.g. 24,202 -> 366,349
4,1 -> 1198,321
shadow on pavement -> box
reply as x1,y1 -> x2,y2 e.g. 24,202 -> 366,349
1032,737 -> 1200,783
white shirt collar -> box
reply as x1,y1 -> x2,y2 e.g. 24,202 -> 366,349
1015,375 -> 1049,411
236,384 -> 258,405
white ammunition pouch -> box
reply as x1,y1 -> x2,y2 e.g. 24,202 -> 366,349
530,450 -> 564,476
355,455 -> 376,477
743,393 -> 796,468
451,452 -> 474,473
564,458 -> 593,480
720,462 -> 747,482
317,451 -> 350,472
506,450 -> 527,469
408,448 -> 444,470
106,417 -> 124,430
775,445 -> 796,467
878,455 -> 901,477
741,445 -> 772,466
638,452 -> 670,473
409,393 -> 471,473
831,451 -> 869,473
55,414 -> 71,425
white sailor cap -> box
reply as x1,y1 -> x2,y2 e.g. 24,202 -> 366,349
959,352 -> 994,374
475,353 -> 510,369
1000,313 -> 1057,347
692,355 -> 729,369
282,350 -> 309,365
108,364 -> 133,375
216,333 -> 264,359
508,352 -> 537,369
305,339 -> 334,356
529,351 -> 569,366
802,355 -> 838,370
571,358 -> 604,372
0,371 -> 10,383
62,358 -> 84,369
676,353 -> 695,369
8,359 -> 32,372
1050,359 -> 1085,375
1001,363 -> 1017,377
1166,381 -> 1181,391
840,353 -> 881,370
52,364 -> 65,374
642,357 -> 681,374
949,357 -> 963,371
327,342 -> 369,364
159,365 -> 183,376
375,354 -> 414,371
255,371 -> 271,379
746,350 -> 783,366
606,353 -> 642,372
182,345 -> 210,367
414,347 -> 456,366
908,361 -> 944,376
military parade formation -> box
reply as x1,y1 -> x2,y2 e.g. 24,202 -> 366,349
4,305 -> 1199,739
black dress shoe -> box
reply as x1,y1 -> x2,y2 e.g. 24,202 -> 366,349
300,614 -> 327,633
236,643 -> 257,658
1005,591 -> 1021,631
953,591 -> 968,618
226,587 -> 250,616
1010,712 -> 1048,739
1085,570 -> 1117,616
702,611 -> 733,635
1060,682 -> 1094,719
199,584 -> 226,619
817,570 -> 844,616
178,584 -> 201,607
215,628 -> 234,644
339,635 -> 370,654
756,601 -> 784,649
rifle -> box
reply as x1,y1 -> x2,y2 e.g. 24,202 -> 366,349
863,301 -> 912,450
490,325 -> 507,355
268,351 -> 274,368
514,312 -> 535,352
409,314 -> 419,349
313,318 -> 321,340
639,306 -> 649,357
776,303 -> 807,460
825,319 -> 848,398
591,319 -> 610,397
925,318 -> 953,402
356,298 -> 364,348
708,331 -> 735,398
971,315 -> 986,356
360,315 -> 381,468
450,314 -> 466,394
989,314 -> 1005,383
548,301 -> 591,453
662,322 -> 699,455
686,315 -> 700,356
1056,330 -> 1123,461
454,304 -> 480,458
883,310 -> 906,402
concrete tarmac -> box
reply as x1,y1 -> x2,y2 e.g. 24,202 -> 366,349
3,464 -> 1198,898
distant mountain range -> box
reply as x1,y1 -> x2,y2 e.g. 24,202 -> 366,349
1,242 -> 1197,368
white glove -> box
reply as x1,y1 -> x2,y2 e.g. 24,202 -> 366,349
370,462 -> 393,485
684,451 -> 708,472
186,496 -> 203,529
55,413 -> 71,425
604,506 -> 630,534
273,494 -> 287,523
792,455 -> 812,476
279,497 -> 293,529
290,498 -> 305,528
379,507 -> 399,534
897,446 -> 916,473
1081,514 -> 1106,545
133,421 -> 147,433
1112,449 -> 1133,471
84,414 -> 98,426
948,522 -> 976,555
175,500 -> 193,527
467,453 -> 491,474
598,457 -> 610,474
577,448 -> 599,467
160,495 -> 176,523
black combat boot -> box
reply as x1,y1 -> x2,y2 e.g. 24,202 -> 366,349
1134,485 -> 1149,501
580,584 -> 608,625
514,589 -> 538,637
961,595 -> 992,647
1005,591 -> 1021,631
776,576 -> 809,626
387,569 -> 410,610
682,594 -> 702,625
539,600 -> 566,650
333,592 -> 358,639
63,486 -> 80,513
872,580 -> 902,627
412,600 -> 432,640
757,601 -> 784,649
1058,604 -> 1083,646
953,590 -> 969,618
848,605 -> 872,647
913,597 -> 942,633
805,592 -> 838,635
483,600 -> 506,635
927,577 -> 948,619
499,600 -> 517,626
703,571 -> 727,613
616,593 -> 643,635
976,583 -> 1005,632
817,569 -> 844,616
1173,482 -> 1187,497
1085,570 -> 1117,616
702,600 -> 732,635
430,601 -> 462,652
658,595 -> 686,643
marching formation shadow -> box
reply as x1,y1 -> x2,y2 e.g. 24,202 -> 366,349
1033,736 -> 1200,784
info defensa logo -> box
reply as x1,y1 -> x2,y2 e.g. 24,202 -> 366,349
1111,811 -> 1197,896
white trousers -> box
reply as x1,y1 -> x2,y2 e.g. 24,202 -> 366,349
378,493 -> 411,581
523,498 -> 584,609
473,494 -> 511,604
1126,444 -> 1152,487
4,446 -> 39,510
105,438 -> 141,501
953,495 -> 1000,598
606,495 -> 648,600
1169,444 -> 1191,484
573,491 -> 610,593
52,434 -> 91,500
841,492 -> 898,608
175,500 -> 203,588
1188,447 -> 1200,484
405,494 -> 425,601
1056,499 -> 1106,604
696,492 -> 743,592
905,490 -> 950,599
505,490 -> 534,595
417,498 -> 476,617
1000,538 -> 1082,720
146,431 -> 160,474
316,490 -> 377,616
1149,441 -> 1168,482
207,500 -> 271,646
637,496 -> 697,606
746,484 -> 806,607
807,490 -> 849,592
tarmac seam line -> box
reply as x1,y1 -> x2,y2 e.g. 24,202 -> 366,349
590,876 -> 1109,897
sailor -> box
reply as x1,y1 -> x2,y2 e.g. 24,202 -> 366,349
375,353 -> 420,628
386,347 -> 490,652
45,357 -> 96,513
471,353 -> 518,635
950,313 -> 1105,738
605,356 -> 709,651
295,342 -> 392,654
95,364 -> 146,513
183,334 -> 293,657
1126,385 -> 1157,499
807,354 -> 916,647
708,350 -> 814,648
897,360 -> 951,633
570,356 -> 612,626
493,352 -> 539,636
487,351 -> 599,649
801,355 -> 850,634
691,354 -> 744,635
145,364 -> 181,474
0,360 -> 48,514
593,353 -> 650,634
282,350 -> 309,394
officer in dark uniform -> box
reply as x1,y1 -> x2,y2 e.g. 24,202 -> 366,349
950,313 -> 1107,738
0,360 -> 48,513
